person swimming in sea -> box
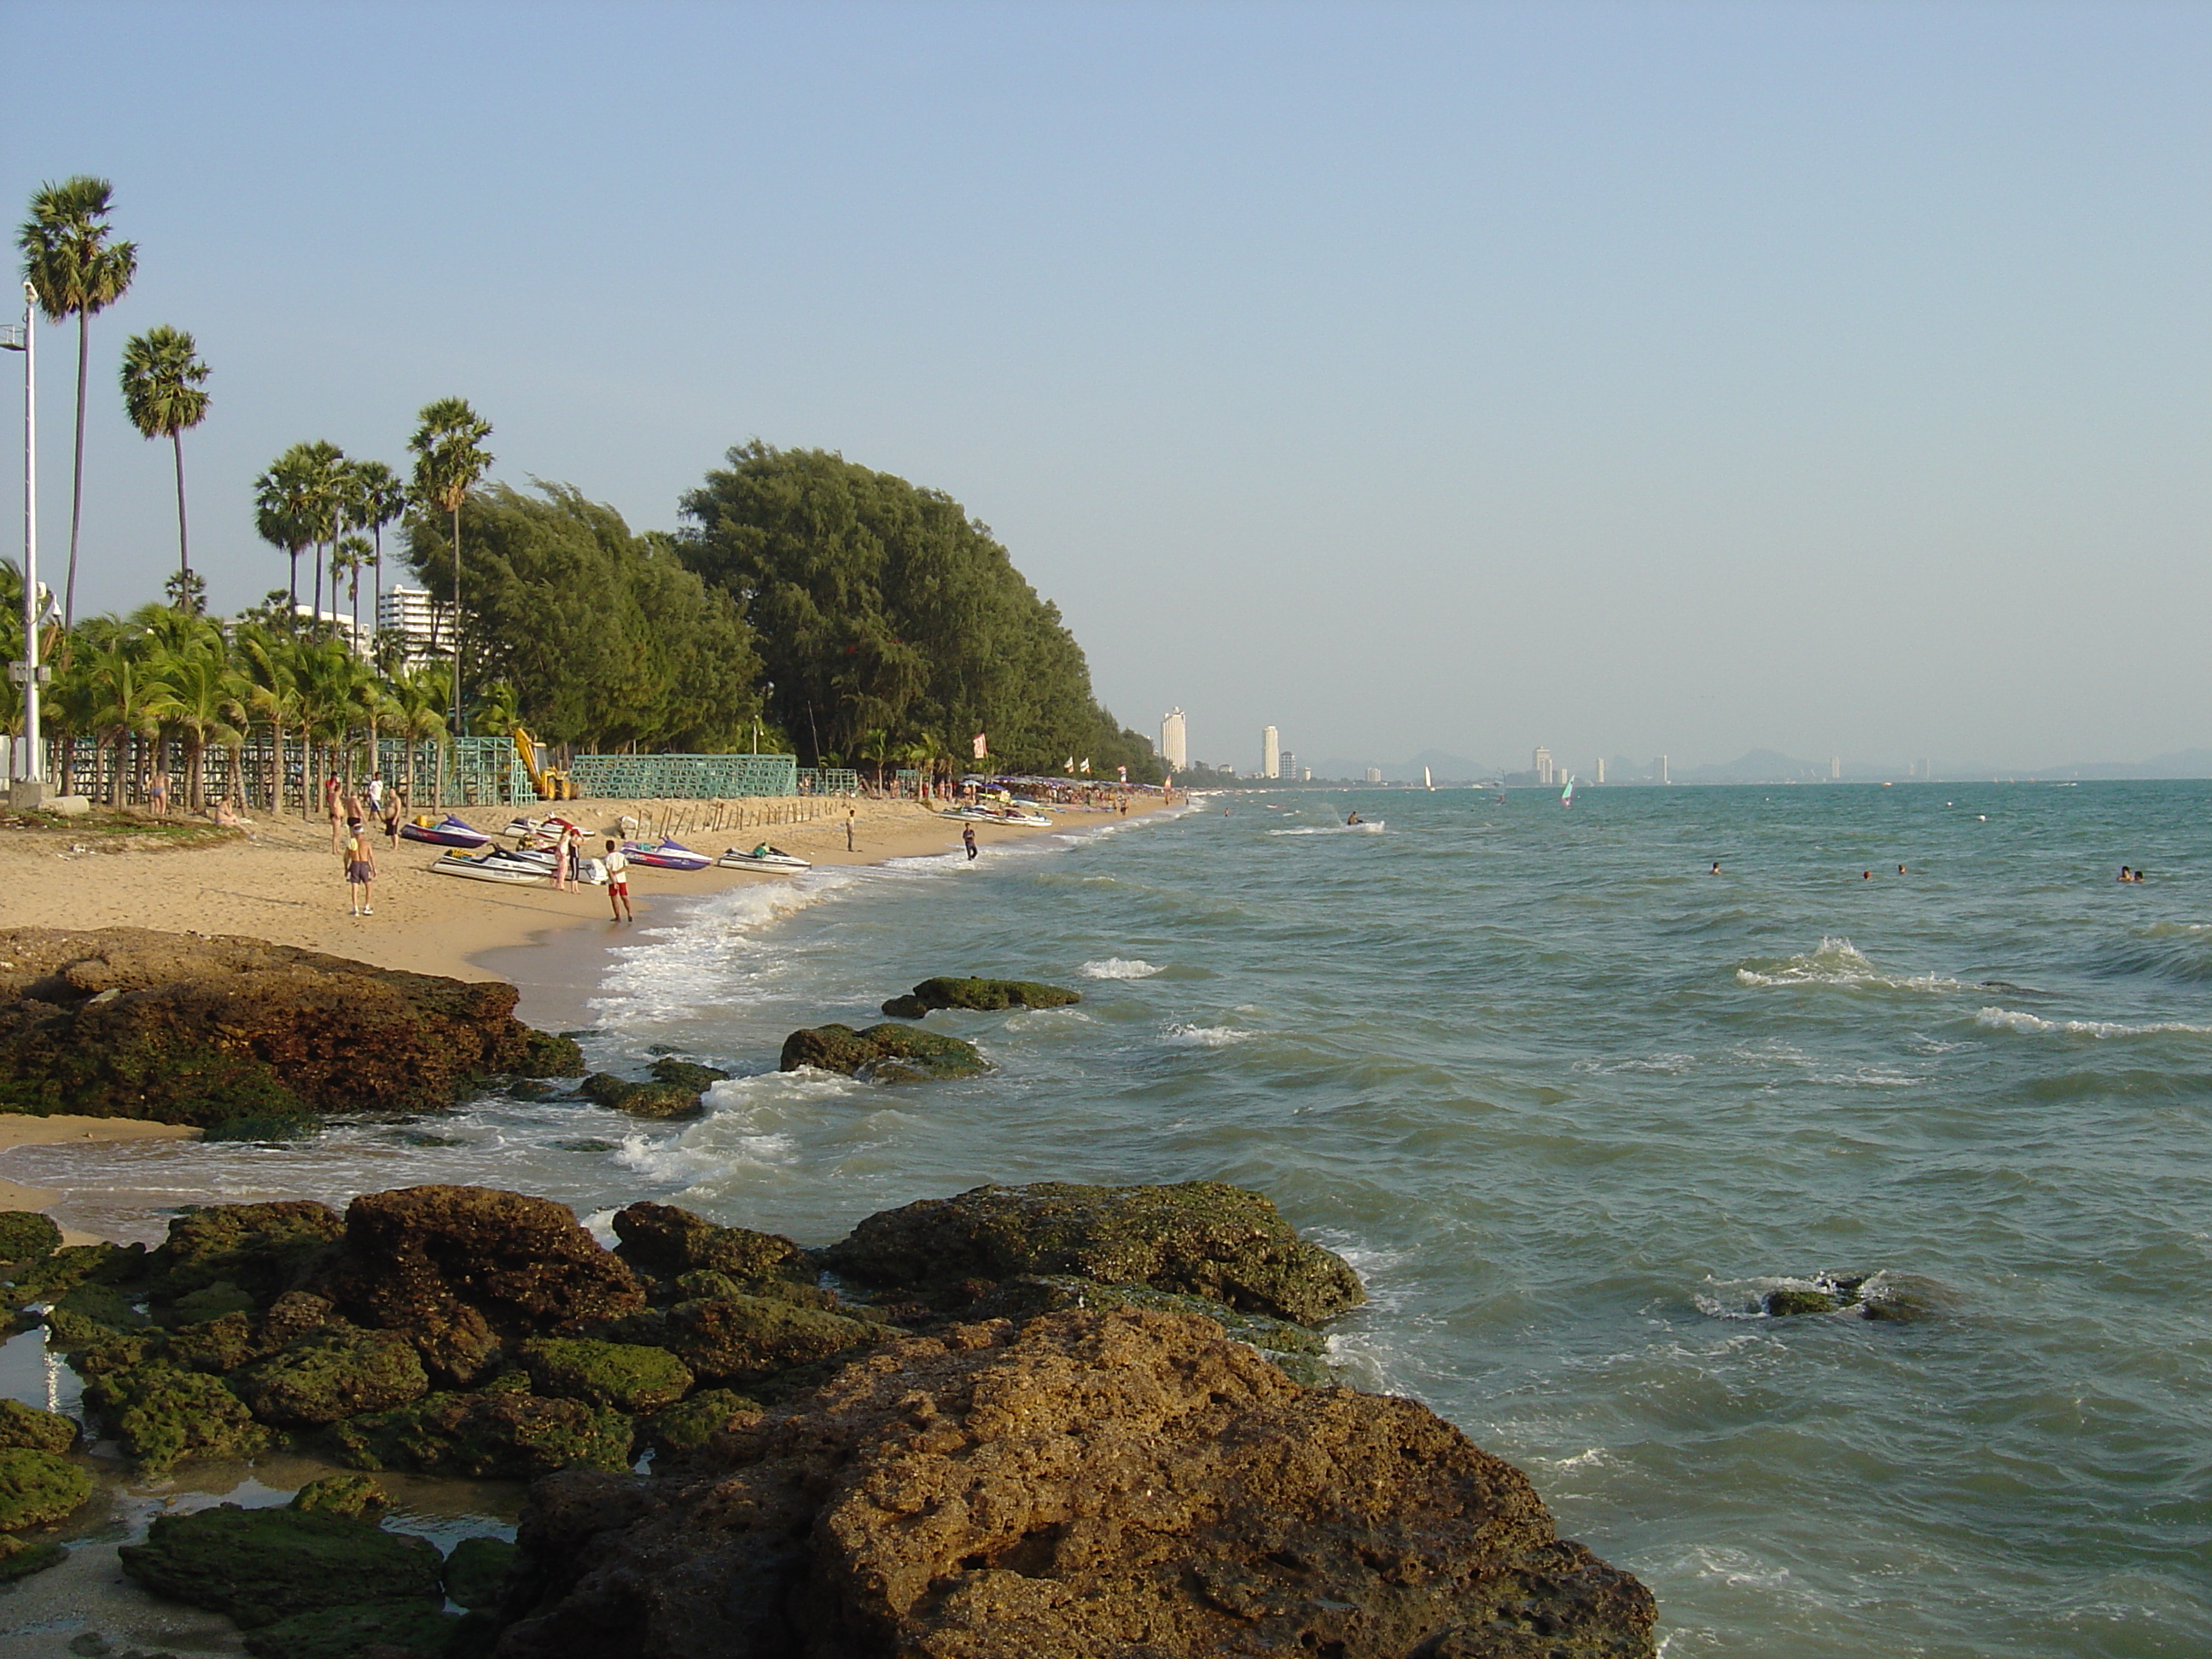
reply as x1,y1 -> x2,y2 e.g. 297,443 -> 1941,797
2118,866 -> 2133,883
1709,861 -> 1720,875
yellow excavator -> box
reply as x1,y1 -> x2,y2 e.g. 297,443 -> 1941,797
512,728 -> 576,800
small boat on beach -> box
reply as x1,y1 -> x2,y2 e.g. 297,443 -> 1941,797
401,814 -> 493,849
620,838 -> 713,871
718,844 -> 812,871
431,849 -> 547,884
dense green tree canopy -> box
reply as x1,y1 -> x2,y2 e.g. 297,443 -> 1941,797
404,481 -> 763,754
678,444 -> 1158,780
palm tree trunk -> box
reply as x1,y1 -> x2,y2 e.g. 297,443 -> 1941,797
185,735 -> 204,811
64,311 -> 88,631
171,428 -> 190,577
451,504 -> 463,737
313,540 -> 323,625
371,533 -> 382,650
289,548 -> 300,612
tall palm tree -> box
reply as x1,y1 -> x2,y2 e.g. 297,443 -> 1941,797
148,641 -> 242,812
18,178 -> 137,631
389,665 -> 449,804
236,626 -> 300,812
306,443 -> 349,626
119,326 -> 212,586
346,460 -> 407,640
407,398 -> 493,735
253,441 -> 342,619
335,534 -> 371,649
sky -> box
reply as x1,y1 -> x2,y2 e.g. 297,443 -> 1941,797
2,0 -> 2205,776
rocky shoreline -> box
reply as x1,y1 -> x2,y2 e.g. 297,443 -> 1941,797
0,930 -> 1659,1656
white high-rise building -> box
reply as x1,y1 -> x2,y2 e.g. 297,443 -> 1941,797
1532,746 -> 1554,786
1594,758 -> 1606,785
1656,754 -> 1670,785
1160,707 -> 1187,771
1830,755 -> 1841,781
1280,751 -> 1296,781
1365,767 -> 1382,784
376,587 -> 451,665
1261,726 -> 1281,779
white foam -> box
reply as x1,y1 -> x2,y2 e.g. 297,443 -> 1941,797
1975,1007 -> 2212,1039
1572,1053 -> 1696,1075
1081,958 -> 1161,979
1161,1022 -> 1253,1048
1735,936 -> 1960,992
1266,821 -> 1385,836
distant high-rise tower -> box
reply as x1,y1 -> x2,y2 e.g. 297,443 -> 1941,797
1830,755 -> 1841,782
1261,726 -> 1281,779
1657,754 -> 1670,785
1160,708 -> 1187,771
1533,746 -> 1554,786
1594,758 -> 1606,785
1365,767 -> 1382,784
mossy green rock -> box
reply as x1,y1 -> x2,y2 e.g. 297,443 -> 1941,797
233,1329 -> 429,1427
0,1534 -> 65,1580
519,1027 -> 586,1079
11,1239 -> 143,1300
329,1389 -> 633,1480
0,1447 -> 91,1529
576,1074 -> 703,1120
777,1022 -> 987,1081
87,1364 -> 271,1473
165,1310 -> 260,1373
637,1387 -> 761,1463
240,1599 -> 462,1659
164,1278 -> 260,1325
1763,1289 -> 1840,1317
0,1399 -> 79,1453
819,1179 -> 1366,1327
50,1281 -> 149,1338
118,1503 -> 443,1628
645,1057 -> 730,1093
610,1201 -> 810,1282
144,1201 -> 343,1310
441,1534 -> 519,1611
879,975 -> 1081,1018
607,1293 -> 878,1387
0,1209 -> 61,1262
288,1474 -> 387,1517
967,1274 -> 1330,1369
515,1337 -> 692,1412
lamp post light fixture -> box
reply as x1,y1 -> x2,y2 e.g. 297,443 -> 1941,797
0,280 -> 44,804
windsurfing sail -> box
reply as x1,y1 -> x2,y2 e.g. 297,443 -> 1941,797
1423,766 -> 1434,791
1560,774 -> 1576,807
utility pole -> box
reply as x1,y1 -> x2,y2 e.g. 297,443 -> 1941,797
1,281 -> 43,803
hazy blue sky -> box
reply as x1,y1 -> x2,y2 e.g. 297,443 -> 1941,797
3,1 -> 2204,773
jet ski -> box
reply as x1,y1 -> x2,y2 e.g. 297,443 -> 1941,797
431,848 -> 548,883
620,838 -> 713,871
400,813 -> 493,848
717,843 -> 812,870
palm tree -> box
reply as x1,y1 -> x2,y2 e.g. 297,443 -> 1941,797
407,398 -> 493,735
334,535 -> 371,649
347,460 -> 407,638
254,444 -> 327,614
119,327 -> 212,586
18,178 -> 137,631
148,641 -> 242,812
389,666 -> 449,804
236,626 -> 300,812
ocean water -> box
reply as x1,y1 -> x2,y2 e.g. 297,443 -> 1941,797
11,781 -> 2211,1657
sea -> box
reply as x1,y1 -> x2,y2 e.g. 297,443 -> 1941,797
8,780 -> 2209,1658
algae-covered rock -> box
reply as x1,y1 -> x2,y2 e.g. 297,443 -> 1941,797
879,975 -> 1081,1018
0,1210 -> 61,1262
519,1027 -> 587,1080
288,1474 -> 387,1518
966,1273 -> 1334,1382
312,1186 -> 645,1386
1762,1288 -> 1840,1317
637,1387 -> 762,1464
164,1279 -> 260,1325
442,1534 -> 519,1611
144,1202 -> 344,1310
87,1364 -> 271,1473
515,1338 -> 692,1412
0,1399 -> 80,1453
0,927 -> 579,1125
777,1022 -> 987,1081
645,1057 -> 730,1093
0,1447 -> 91,1530
606,1294 -> 878,1388
0,1534 -> 65,1580
11,1239 -> 143,1300
165,1310 -> 260,1373
609,1201 -> 809,1283
576,1074 -> 702,1121
233,1329 -> 430,1427
240,1600 -> 462,1659
118,1503 -> 443,1628
49,1281 -> 149,1339
820,1179 -> 1366,1326
330,1390 -> 633,1481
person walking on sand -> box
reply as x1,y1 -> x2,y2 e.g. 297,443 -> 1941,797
346,823 -> 376,915
962,824 -> 978,861
603,840 -> 633,920
847,805 -> 856,853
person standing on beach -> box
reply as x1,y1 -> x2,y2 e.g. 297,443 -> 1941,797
962,824 -> 977,861
551,824 -> 574,894
847,805 -> 856,853
603,840 -> 633,920
383,790 -> 402,850
346,823 -> 376,915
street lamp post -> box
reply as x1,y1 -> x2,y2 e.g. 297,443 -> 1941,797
0,280 -> 41,802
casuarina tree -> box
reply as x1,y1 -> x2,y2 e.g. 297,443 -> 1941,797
18,177 -> 137,630
119,326 -> 212,585
407,397 -> 492,732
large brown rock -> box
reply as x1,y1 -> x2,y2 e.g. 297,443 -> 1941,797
819,1179 -> 1365,1326
489,1310 -> 1654,1658
314,1186 -> 646,1384
0,928 -> 584,1126
610,1201 -> 809,1283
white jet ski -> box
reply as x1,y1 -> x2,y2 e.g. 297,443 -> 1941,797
718,844 -> 812,870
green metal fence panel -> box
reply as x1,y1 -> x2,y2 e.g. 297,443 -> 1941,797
445,736 -> 527,806
795,767 -> 860,795
565,753 -> 798,799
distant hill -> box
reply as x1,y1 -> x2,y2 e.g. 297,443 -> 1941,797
1678,748 -> 1831,784
2034,748 -> 2212,780
1309,749 -> 1495,784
